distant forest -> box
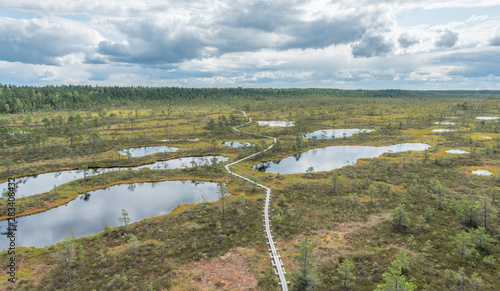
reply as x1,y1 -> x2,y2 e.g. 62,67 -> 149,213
0,84 -> 499,113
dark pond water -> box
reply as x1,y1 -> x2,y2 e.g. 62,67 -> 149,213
0,180 -> 221,249
0,156 -> 227,198
299,129 -> 374,139
258,121 -> 295,127
119,145 -> 180,157
253,143 -> 431,174
221,141 -> 253,148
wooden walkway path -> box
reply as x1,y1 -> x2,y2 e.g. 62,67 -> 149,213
224,111 -> 289,290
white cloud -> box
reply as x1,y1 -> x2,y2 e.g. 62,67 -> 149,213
0,0 -> 498,89
466,14 -> 488,22
0,16 -> 103,65
352,29 -> 395,58
435,30 -> 459,48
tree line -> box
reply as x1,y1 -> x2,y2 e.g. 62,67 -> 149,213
1,84 -> 498,113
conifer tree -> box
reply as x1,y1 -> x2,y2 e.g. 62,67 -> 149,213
375,259 -> 417,291
392,203 -> 410,230
292,237 -> 317,290
339,258 -> 356,290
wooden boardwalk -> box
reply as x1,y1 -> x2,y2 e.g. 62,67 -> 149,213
224,111 -> 289,290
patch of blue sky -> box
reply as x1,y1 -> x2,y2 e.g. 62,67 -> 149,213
0,5 -> 44,19
396,6 -> 500,27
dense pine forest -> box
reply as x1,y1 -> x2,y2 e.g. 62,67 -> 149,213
1,84 -> 499,113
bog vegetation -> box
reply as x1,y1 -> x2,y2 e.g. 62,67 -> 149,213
0,86 -> 499,290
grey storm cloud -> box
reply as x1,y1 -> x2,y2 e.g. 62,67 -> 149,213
0,1 -> 397,67
0,17 -> 100,65
352,31 -> 395,58
435,49 -> 500,77
215,0 -> 383,50
94,18 -> 206,64
94,1 -> 394,64
84,54 -> 108,64
491,27 -> 500,46
2,0 -> 499,89
97,41 -> 129,57
211,17 -> 374,54
492,36 -> 500,46
217,0 -> 299,32
435,30 -> 458,48
398,34 -> 419,48
282,17 -> 374,50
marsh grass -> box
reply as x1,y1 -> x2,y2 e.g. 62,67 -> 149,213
0,92 -> 499,290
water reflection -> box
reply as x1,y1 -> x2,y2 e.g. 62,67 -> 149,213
434,122 -> 455,125
0,168 -> 117,198
132,156 -> 228,170
0,181 -> 221,249
258,121 -> 295,127
432,129 -> 456,133
446,149 -> 469,154
477,117 -> 499,120
299,128 -> 374,139
221,141 -> 253,148
119,145 -> 179,157
0,156 -> 228,198
160,138 -> 199,142
253,143 -> 431,174
471,170 -> 492,176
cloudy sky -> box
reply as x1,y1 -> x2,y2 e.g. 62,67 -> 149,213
1,0 -> 500,89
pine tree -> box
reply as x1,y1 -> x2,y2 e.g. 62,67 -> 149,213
375,259 -> 417,291
469,272 -> 483,291
478,195 -> 496,230
61,236 -> 76,283
278,194 -> 287,207
453,267 -> 467,291
80,165 -> 88,181
368,184 -> 378,205
453,230 -> 477,265
417,215 -> 428,232
396,251 -> 409,275
216,220 -> 222,244
119,209 -> 131,230
339,258 -> 356,290
331,172 -> 339,195
457,201 -> 478,227
78,245 -> 84,261
236,207 -> 245,226
471,227 -> 492,252
392,203 -> 410,230
292,237 -> 317,290
432,180 -> 446,209
489,187 -> 498,204
128,234 -> 139,263
306,167 -> 314,185
217,183 -> 230,221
